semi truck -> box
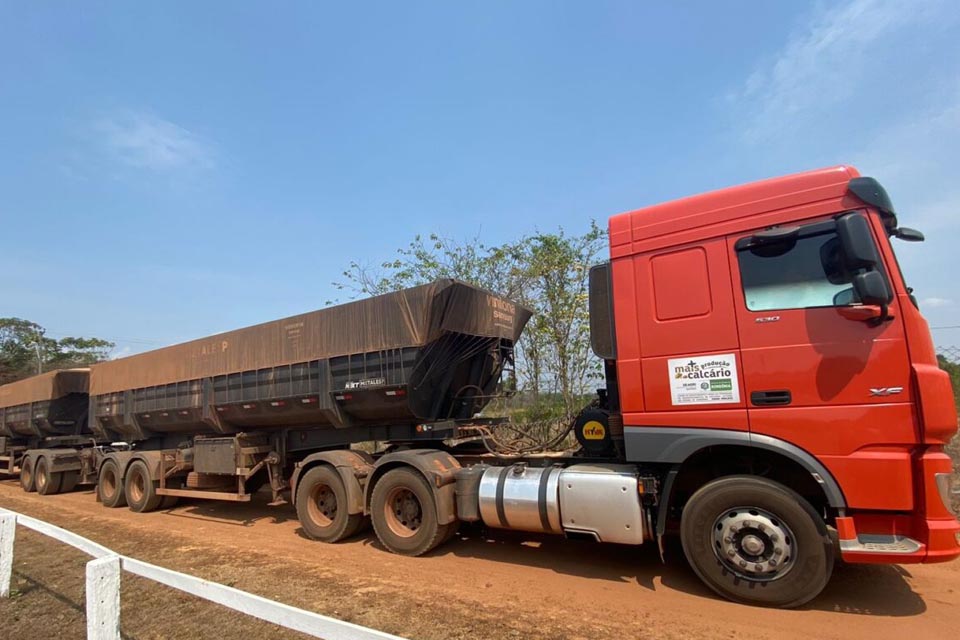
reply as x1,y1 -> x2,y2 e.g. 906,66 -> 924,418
3,165 -> 957,608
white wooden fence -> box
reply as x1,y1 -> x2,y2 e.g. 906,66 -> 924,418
0,508 -> 407,640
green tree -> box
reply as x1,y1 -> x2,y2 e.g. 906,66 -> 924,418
0,318 -> 114,384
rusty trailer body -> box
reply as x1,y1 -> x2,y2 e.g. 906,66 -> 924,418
0,369 -> 90,439
0,369 -> 93,480
89,280 -> 530,443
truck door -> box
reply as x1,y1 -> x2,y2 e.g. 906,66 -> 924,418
728,211 -> 916,510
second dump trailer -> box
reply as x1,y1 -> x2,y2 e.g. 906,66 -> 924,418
0,368 -> 93,492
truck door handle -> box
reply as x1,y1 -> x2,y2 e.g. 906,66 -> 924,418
750,390 -> 792,406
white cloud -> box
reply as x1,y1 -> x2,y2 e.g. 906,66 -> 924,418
733,0 -> 945,142
96,111 -> 215,171
726,0 -> 960,343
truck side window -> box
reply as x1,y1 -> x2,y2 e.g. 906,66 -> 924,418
738,232 -> 859,311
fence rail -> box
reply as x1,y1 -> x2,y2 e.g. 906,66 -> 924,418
0,508 -> 405,640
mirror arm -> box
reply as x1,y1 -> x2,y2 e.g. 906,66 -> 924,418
867,303 -> 892,327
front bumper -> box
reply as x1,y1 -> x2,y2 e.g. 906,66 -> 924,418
837,450 -> 960,565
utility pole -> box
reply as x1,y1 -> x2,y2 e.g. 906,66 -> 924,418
33,327 -> 43,375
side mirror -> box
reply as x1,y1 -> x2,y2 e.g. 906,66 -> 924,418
836,213 -> 881,269
852,270 -> 892,306
893,227 -> 925,242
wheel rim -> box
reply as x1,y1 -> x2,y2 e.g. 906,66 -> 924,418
306,483 -> 338,527
23,463 -> 33,487
36,464 -> 46,490
102,468 -> 116,498
712,506 -> 796,582
129,470 -> 145,503
384,487 -> 422,538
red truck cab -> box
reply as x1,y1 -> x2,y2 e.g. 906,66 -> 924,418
596,165 -> 958,604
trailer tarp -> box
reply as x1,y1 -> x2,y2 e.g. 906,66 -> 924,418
0,369 -> 90,409
90,279 -> 531,396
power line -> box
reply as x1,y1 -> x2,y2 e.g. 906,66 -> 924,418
930,325 -> 960,330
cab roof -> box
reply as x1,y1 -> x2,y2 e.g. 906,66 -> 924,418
609,165 -> 866,258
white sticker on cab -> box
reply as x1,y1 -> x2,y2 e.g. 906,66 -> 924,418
667,353 -> 740,405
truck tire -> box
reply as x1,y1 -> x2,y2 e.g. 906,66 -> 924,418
60,470 -> 80,493
160,496 -> 180,509
125,460 -> 163,513
35,458 -> 63,495
20,456 -> 37,493
296,465 -> 365,543
370,467 -> 452,557
98,459 -> 127,508
680,475 -> 833,608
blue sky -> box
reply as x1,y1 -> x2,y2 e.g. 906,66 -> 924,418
1,0 -> 959,356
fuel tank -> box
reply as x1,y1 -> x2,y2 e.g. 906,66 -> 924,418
477,462 -> 647,544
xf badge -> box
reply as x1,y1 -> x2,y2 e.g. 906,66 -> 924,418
869,387 -> 903,397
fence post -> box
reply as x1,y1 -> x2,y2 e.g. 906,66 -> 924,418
86,555 -> 121,640
0,513 -> 14,598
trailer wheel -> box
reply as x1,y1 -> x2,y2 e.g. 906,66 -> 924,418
98,459 -> 127,508
370,467 -> 451,556
680,475 -> 833,608
125,460 -> 163,513
160,496 -> 180,509
60,471 -> 80,493
36,458 -> 63,495
20,456 -> 36,493
296,465 -> 364,543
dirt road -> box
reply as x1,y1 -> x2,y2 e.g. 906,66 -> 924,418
0,480 -> 957,640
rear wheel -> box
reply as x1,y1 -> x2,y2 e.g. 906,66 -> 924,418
60,470 -> 80,493
296,465 -> 364,542
125,460 -> 163,513
20,456 -> 36,493
98,459 -> 127,508
36,458 -> 63,496
371,467 -> 451,556
680,476 -> 833,608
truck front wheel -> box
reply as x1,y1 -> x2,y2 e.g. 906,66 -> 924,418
296,465 -> 365,542
680,475 -> 833,608
371,467 -> 452,557
97,459 -> 127,508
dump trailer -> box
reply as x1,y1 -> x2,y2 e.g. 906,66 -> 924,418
30,279 -> 530,513
15,166 -> 960,609
0,369 -> 96,493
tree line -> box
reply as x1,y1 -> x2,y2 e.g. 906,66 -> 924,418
0,318 -> 114,384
